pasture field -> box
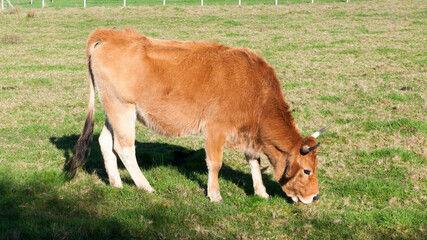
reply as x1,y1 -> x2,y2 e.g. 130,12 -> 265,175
5,0 -> 366,8
1,0 -> 426,239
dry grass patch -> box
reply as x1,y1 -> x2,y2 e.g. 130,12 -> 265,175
27,10 -> 36,18
2,34 -> 22,44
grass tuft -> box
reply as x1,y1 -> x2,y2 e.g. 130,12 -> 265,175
27,10 -> 36,18
4,7 -> 21,14
2,34 -> 22,44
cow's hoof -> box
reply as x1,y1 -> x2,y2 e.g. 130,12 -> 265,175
256,191 -> 270,199
208,193 -> 223,203
110,180 -> 123,188
145,186 -> 155,193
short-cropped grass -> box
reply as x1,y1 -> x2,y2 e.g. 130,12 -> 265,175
0,0 -> 426,239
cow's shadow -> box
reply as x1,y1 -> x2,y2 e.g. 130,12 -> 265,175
50,134 -> 290,202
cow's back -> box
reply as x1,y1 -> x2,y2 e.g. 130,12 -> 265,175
89,29 -> 282,139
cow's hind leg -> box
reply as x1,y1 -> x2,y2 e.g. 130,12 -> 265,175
245,154 -> 269,199
99,120 -> 122,188
204,124 -> 227,203
106,103 -> 154,193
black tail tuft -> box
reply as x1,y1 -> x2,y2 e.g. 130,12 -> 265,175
65,112 -> 94,178
65,53 -> 97,178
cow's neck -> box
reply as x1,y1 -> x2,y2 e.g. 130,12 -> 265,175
264,129 -> 302,181
260,101 -> 303,180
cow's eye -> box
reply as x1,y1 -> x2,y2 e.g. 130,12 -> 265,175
303,169 -> 311,175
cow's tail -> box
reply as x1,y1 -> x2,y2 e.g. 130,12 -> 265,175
66,41 -> 100,178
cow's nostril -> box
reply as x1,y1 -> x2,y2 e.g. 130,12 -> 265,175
313,194 -> 319,201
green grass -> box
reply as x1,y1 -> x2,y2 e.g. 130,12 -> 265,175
1,0 -> 426,239
6,0 -> 367,9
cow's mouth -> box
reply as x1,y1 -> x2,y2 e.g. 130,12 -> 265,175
291,194 -> 319,204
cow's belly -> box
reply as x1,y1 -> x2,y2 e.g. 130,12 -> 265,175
135,103 -> 204,137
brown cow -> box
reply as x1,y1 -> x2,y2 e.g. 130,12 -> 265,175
68,28 -> 330,204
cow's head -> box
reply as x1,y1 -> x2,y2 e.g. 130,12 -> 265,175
277,125 -> 330,204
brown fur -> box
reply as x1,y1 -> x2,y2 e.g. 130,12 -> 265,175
73,28 -> 323,203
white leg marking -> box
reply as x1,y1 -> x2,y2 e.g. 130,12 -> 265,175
107,104 -> 154,193
206,160 -> 223,203
99,124 -> 122,188
115,145 -> 154,193
246,155 -> 269,199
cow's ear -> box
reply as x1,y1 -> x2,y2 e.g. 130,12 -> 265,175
300,143 -> 319,155
300,136 -> 318,155
300,124 -> 331,154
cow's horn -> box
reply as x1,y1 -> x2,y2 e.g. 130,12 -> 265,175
301,143 -> 320,155
311,124 -> 331,139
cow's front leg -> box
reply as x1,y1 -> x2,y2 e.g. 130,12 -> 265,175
245,154 -> 269,199
204,125 -> 227,203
